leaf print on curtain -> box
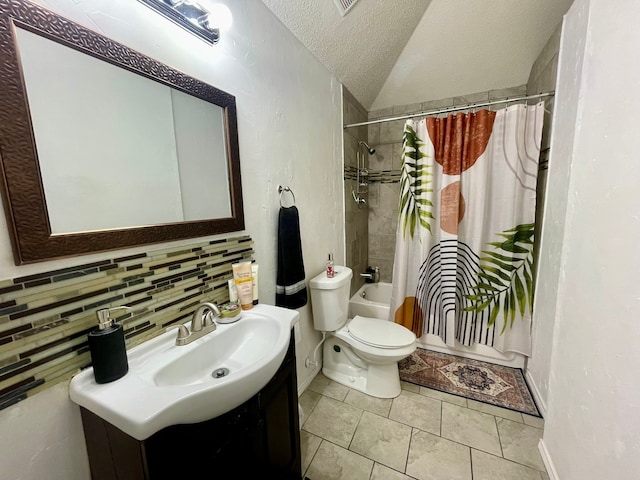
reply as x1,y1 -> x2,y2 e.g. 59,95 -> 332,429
464,223 -> 536,334
389,103 -> 545,356
399,124 -> 434,238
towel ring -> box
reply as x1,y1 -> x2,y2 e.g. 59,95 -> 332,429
278,185 -> 296,207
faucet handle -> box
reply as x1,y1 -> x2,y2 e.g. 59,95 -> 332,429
203,311 -> 215,328
167,324 -> 189,343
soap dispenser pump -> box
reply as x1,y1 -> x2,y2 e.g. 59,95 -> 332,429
88,306 -> 131,384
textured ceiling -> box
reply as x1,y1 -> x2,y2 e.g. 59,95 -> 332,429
261,0 -> 575,111
261,0 -> 431,109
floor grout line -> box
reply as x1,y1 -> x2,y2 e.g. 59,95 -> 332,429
304,375 -> 547,479
346,407 -> 365,451
495,415 -> 505,458
303,437 -> 323,479
405,427 -> 416,476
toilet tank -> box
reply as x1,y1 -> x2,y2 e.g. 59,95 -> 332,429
309,266 -> 353,331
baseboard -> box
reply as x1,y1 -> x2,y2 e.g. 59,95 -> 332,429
297,362 -> 322,397
539,439 -> 559,480
525,370 -> 548,418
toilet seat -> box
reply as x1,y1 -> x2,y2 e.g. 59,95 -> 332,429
347,315 -> 415,349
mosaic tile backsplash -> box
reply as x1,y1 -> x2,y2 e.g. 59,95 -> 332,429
344,165 -> 401,184
0,235 -> 254,410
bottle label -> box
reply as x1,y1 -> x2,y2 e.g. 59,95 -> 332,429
327,264 -> 335,278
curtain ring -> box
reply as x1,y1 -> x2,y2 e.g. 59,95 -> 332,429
278,186 -> 296,207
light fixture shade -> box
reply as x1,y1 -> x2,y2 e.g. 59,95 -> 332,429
208,4 -> 233,32
138,0 -> 221,44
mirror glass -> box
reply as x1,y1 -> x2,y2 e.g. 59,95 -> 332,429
0,0 -> 244,264
16,27 -> 231,234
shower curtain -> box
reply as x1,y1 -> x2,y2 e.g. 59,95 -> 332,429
390,103 -> 544,356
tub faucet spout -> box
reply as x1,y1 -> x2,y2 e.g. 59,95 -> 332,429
360,266 -> 380,283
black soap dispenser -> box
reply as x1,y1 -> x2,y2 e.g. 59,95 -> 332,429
88,306 -> 131,384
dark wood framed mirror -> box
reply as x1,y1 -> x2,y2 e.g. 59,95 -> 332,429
0,0 -> 244,265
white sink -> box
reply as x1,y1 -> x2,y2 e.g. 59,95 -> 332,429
69,304 -> 299,440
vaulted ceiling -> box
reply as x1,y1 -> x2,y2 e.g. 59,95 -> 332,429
261,0 -> 575,110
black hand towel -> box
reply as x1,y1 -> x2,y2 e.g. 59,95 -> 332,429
276,206 -> 308,309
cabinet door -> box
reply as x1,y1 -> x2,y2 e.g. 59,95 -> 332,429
255,343 -> 302,479
144,404 -> 261,478
80,407 -> 148,480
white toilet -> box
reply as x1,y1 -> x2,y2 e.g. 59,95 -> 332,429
309,266 -> 417,398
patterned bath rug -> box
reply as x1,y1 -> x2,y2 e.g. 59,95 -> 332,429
399,348 -> 541,417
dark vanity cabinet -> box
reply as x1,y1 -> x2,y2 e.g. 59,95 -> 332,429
80,332 -> 302,479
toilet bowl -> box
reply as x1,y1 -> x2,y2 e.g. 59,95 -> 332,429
309,267 -> 417,398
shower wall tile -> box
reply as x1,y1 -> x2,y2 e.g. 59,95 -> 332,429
0,235 -> 253,410
344,97 -> 367,126
368,123 -> 380,147
380,183 -> 401,208
369,107 -> 394,120
356,125 -> 368,144
527,23 -> 559,273
487,84 -> 528,110
343,87 -> 369,295
421,97 -> 455,112
488,84 -> 527,100
369,234 -> 396,259
367,183 -> 380,209
369,208 -> 398,237
453,90 -> 489,106
368,234 -> 384,259
529,58 -> 557,153
370,144 -> 393,171
392,143 -> 403,170
378,119 -> 405,145
393,102 -> 422,115
344,134 -> 359,168
368,256 -> 394,284
347,207 -> 370,279
344,86 -> 368,141
528,22 -> 562,87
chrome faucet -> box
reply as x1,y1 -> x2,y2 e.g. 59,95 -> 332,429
360,266 -> 380,283
168,302 -> 221,346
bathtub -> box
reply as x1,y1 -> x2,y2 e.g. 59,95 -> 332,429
349,282 -> 393,320
348,282 -> 525,368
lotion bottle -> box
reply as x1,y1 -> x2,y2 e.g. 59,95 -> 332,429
232,261 -> 254,310
88,306 -> 131,384
251,263 -> 259,305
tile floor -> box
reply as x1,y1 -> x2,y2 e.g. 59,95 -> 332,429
299,373 -> 548,480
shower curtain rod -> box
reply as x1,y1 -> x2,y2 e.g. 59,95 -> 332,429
343,91 -> 555,129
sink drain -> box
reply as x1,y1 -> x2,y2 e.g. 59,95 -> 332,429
212,367 -> 230,379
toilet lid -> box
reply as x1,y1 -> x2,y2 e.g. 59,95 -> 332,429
348,315 -> 416,348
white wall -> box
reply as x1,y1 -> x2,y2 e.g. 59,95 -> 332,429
0,0 -> 343,478
525,21 -> 562,415
537,0 -> 640,478
528,8 -> 585,415
371,0 -> 574,110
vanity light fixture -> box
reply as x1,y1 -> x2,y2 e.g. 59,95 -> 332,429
138,0 -> 232,45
